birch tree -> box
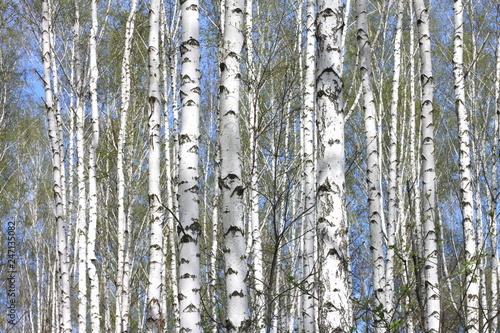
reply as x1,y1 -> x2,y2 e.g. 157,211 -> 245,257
316,0 -> 351,330
453,1 -> 478,331
72,0 -> 88,329
41,1 -> 71,330
219,0 -> 249,329
178,0 -> 202,331
356,0 -> 385,329
244,0 -> 264,329
87,1 -> 100,331
160,3 -> 180,330
490,31 -> 500,333
146,0 -> 165,331
413,0 -> 440,331
386,0 -> 403,321
302,0 -> 316,331
116,1 -> 137,332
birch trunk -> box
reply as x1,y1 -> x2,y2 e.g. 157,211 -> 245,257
146,0 -> 165,331
414,0 -> 440,331
356,0 -> 385,328
73,0 -> 88,329
41,2 -> 71,330
87,1 -> 100,331
302,0 -> 316,331
161,4 -> 180,330
116,1 -> 137,332
490,32 -> 500,333
408,1 -> 424,328
316,0 -> 351,330
211,153 -> 220,333
453,1 -> 478,331
178,0 -> 202,331
244,0 -> 264,329
386,0 -> 403,320
219,0 -> 249,329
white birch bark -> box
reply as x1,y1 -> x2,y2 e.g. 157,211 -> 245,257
161,4 -> 180,331
386,0 -> 403,320
162,6 -> 180,333
244,0 -> 264,329
116,1 -> 137,332
302,0 -> 316,331
178,0 -> 202,331
316,0 -> 351,330
490,32 -> 500,333
87,1 -> 100,331
408,1 -> 423,328
47,5 -> 67,220
73,0 -> 87,329
356,0 -> 385,328
453,1 -> 478,331
146,0 -> 165,331
211,152 -> 220,333
42,2 -> 71,330
219,0 -> 249,329
414,0 -> 440,331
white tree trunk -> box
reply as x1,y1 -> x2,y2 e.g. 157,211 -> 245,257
244,0 -> 264,330
453,1 -> 478,331
116,1 -> 137,332
161,4 -> 180,331
356,0 -> 385,329
414,0 -> 440,331
73,1 -> 87,330
41,2 -> 71,330
316,0 -> 351,331
211,153 -> 220,333
408,1 -> 423,328
490,32 -> 500,333
87,1 -> 100,331
386,0 -> 403,320
302,0 -> 316,331
146,0 -> 165,331
219,0 -> 249,329
178,0 -> 202,331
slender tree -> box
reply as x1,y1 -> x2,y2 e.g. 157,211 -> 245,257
160,2 -> 180,330
41,1 -> 71,331
244,0 -> 264,330
73,0 -> 88,329
116,1 -> 137,331
453,1 -> 478,331
219,0 -> 250,330
386,0 -> 403,321
316,0 -> 351,331
413,0 -> 440,331
146,0 -> 165,331
491,30 -> 500,333
356,0 -> 385,329
87,1 -> 100,331
178,0 -> 202,331
302,0 -> 316,331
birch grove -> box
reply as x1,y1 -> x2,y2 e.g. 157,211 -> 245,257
5,0 -> 500,331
